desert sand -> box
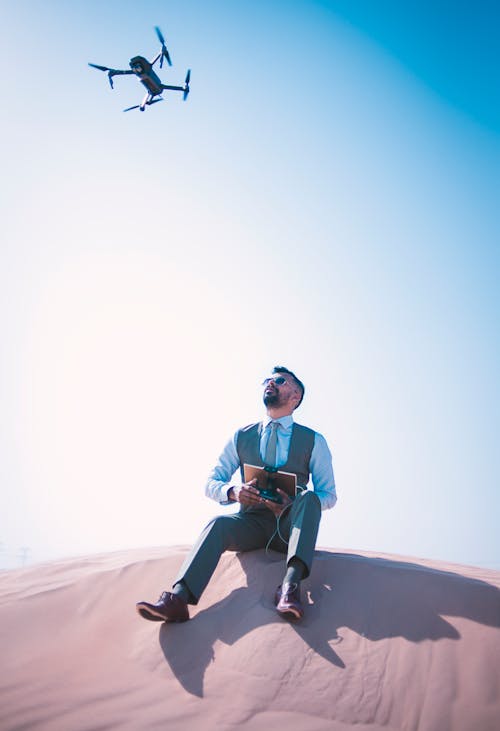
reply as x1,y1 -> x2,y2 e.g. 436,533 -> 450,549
1,546 -> 499,731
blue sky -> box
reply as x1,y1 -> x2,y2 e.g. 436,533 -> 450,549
1,1 -> 499,570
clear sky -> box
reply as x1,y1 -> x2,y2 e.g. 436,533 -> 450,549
1,1 -> 499,570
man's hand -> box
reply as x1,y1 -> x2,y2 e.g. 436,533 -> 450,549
261,488 -> 293,517
229,483 -> 293,515
228,479 -> 262,507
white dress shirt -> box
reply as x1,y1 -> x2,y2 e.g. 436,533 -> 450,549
205,414 -> 337,511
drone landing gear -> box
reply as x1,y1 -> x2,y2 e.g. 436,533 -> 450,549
123,93 -> 163,113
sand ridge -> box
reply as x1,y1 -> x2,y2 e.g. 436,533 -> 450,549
1,546 -> 499,730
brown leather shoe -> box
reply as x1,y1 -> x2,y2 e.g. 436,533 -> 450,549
136,591 -> 189,623
275,582 -> 304,620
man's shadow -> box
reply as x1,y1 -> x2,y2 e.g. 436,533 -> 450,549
158,550 -> 500,697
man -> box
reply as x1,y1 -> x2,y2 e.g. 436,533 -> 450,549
136,366 -> 336,622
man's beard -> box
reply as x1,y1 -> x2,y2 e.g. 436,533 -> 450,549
263,392 -> 280,407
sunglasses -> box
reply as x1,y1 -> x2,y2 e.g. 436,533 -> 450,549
262,376 -> 288,386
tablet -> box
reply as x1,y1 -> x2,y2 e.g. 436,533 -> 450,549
243,463 -> 297,499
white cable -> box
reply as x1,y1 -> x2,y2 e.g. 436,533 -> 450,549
264,502 -> 293,556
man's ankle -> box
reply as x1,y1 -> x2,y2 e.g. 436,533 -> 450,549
283,557 -> 307,586
172,580 -> 191,605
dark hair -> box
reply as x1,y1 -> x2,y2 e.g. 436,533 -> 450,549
272,365 -> 305,409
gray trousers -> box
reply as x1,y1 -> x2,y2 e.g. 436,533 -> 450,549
174,490 -> 322,604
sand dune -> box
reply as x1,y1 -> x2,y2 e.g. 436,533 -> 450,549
1,546 -> 499,731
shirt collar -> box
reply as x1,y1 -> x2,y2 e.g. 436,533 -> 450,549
263,414 -> 294,431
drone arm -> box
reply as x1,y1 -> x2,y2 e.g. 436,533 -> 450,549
162,69 -> 190,101
152,46 -> 172,68
88,64 -> 133,89
108,68 -> 134,89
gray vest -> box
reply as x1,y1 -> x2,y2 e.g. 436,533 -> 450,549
236,421 -> 315,489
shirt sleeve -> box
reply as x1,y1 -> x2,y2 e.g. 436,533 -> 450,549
204,431 -> 241,505
309,433 -> 337,510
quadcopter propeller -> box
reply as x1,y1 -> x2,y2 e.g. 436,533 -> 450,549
183,69 -> 191,101
88,63 -> 115,88
155,26 -> 172,68
123,97 -> 164,112
88,63 -> 111,72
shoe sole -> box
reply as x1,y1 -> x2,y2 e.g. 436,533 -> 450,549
276,605 -> 303,621
136,603 -> 188,623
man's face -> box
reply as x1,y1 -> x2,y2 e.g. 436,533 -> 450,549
262,374 -> 300,410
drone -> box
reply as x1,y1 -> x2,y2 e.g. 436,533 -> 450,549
89,27 -> 190,112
